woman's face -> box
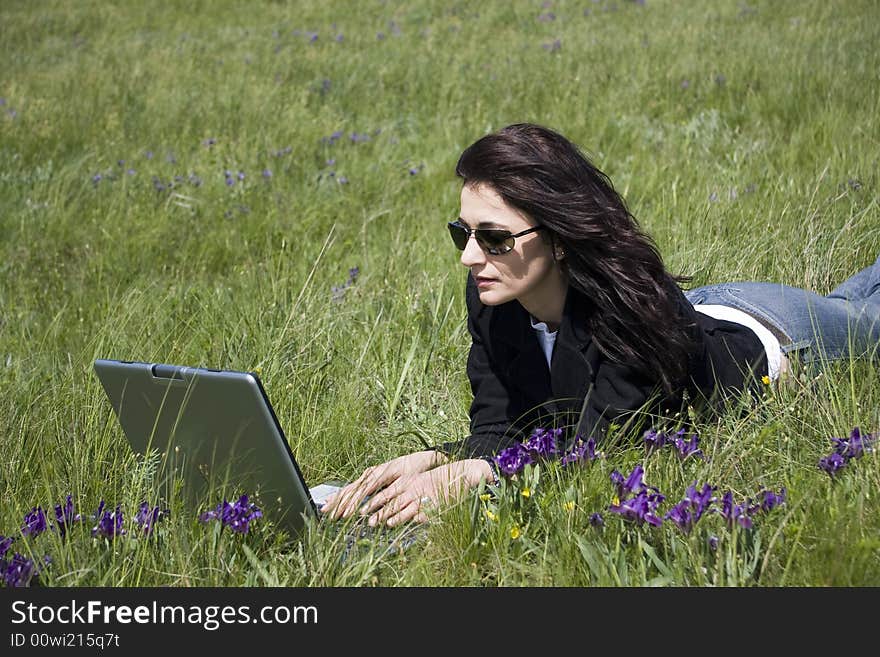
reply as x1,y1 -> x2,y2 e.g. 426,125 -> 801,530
457,183 -> 564,310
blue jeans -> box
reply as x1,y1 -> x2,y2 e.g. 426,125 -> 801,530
684,253 -> 880,366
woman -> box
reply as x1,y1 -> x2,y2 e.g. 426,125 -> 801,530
322,123 -> 880,528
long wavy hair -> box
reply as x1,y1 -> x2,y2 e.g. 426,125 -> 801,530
455,122 -> 695,392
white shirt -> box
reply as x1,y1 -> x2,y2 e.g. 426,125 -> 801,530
529,315 -> 558,368
692,304 -> 783,381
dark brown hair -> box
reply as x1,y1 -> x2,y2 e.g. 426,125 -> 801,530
456,122 -> 694,392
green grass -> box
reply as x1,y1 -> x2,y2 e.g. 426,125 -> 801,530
1,0 -> 878,587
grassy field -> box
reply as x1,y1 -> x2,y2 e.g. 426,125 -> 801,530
1,0 -> 878,587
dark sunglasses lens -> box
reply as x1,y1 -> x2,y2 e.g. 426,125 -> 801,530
477,230 -> 513,254
448,222 -> 469,250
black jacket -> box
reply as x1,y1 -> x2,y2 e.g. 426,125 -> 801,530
440,273 -> 768,458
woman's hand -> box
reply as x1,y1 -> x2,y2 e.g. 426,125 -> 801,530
320,450 -> 447,520
321,453 -> 495,527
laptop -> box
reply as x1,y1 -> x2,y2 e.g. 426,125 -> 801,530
93,359 -> 346,539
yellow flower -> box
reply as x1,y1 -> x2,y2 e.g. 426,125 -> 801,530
479,493 -> 491,502
485,509 -> 496,521
510,525 -> 521,540
611,496 -> 620,507
521,487 -> 531,498
762,375 -> 771,385
563,501 -> 575,512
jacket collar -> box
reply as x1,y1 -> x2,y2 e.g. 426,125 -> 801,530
491,285 -> 594,403
492,285 -> 592,351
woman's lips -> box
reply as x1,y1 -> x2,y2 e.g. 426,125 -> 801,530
475,277 -> 496,288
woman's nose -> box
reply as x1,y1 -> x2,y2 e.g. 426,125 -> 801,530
459,234 -> 485,267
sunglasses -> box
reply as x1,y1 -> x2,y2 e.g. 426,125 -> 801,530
447,220 -> 544,255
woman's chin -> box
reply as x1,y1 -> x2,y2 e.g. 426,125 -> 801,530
477,288 -> 512,306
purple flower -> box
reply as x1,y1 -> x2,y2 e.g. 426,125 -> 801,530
134,502 -> 169,536
672,431 -> 704,460
758,487 -> 786,513
523,427 -> 562,458
719,491 -> 753,529
708,535 -> 719,551
589,512 -> 604,528
21,507 -> 48,537
53,495 -> 82,538
611,464 -> 647,499
831,427 -> 876,460
91,501 -> 126,539
0,535 -> 13,559
1,553 -> 49,588
642,428 -> 668,452
819,452 -> 847,476
262,169 -> 272,179
608,489 -> 665,527
560,435 -> 598,466
494,443 -> 534,477
664,483 -> 716,534
542,39 -> 562,52
199,494 -> 262,534
337,176 -> 349,184
203,138 -> 216,147
92,173 -> 102,184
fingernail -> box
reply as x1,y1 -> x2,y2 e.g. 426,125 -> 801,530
368,515 -> 377,527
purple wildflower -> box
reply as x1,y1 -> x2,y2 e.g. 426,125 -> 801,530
719,491 -> 753,529
589,512 -> 604,528
2,553 -> 49,588
338,176 -> 349,184
642,428 -> 668,452
708,535 -> 719,551
494,443 -> 535,477
608,489 -> 665,527
611,464 -> 647,500
199,494 -> 263,534
21,507 -> 48,537
134,502 -> 168,536
92,173 -> 102,184
560,435 -> 598,466
53,495 -> 82,538
672,430 -> 704,460
523,427 -> 562,459
831,427 -> 876,460
758,487 -> 786,513
819,452 -> 847,476
262,168 -> 272,179
664,483 -> 716,534
91,501 -> 126,540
